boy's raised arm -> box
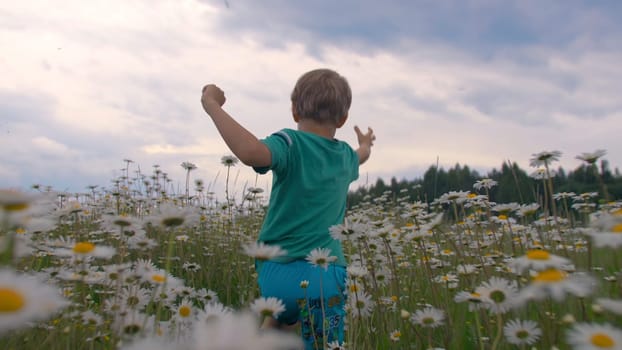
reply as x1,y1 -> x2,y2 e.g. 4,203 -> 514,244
201,84 -> 271,167
354,125 -> 375,165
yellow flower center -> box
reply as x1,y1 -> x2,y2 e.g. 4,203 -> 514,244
162,217 -> 184,227
590,333 -> 615,348
526,250 -> 550,260
516,330 -> 530,339
498,214 -> 508,220
179,305 -> 191,318
468,292 -> 482,303
611,223 -> 622,233
3,203 -> 29,212
113,215 -> 132,227
0,288 -> 25,312
15,228 -> 26,235
151,274 -> 166,283
73,242 -> 95,254
391,295 -> 398,302
349,284 -> 359,293
533,269 -> 567,283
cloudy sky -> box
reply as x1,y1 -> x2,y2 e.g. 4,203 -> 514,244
1,0 -> 621,197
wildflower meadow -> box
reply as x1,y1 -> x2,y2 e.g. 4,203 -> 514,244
1,150 -> 621,350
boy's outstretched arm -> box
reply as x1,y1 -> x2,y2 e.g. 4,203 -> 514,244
201,84 -> 271,167
354,126 -> 375,165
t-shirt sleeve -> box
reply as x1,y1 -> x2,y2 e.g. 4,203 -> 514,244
252,130 -> 291,175
349,145 -> 360,182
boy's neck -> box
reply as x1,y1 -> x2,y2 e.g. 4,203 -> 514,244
297,119 -> 337,139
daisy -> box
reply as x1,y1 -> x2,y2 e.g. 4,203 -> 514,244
173,298 -> 196,325
242,242 -> 287,261
182,261 -> 201,272
172,285 -> 196,299
112,309 -> 150,338
517,269 -> 596,303
54,241 -> 116,259
503,319 -> 542,346
595,298 -> 622,316
456,264 -> 479,276
220,155 -> 239,167
102,214 -> 143,234
348,290 -> 375,318
120,337 -> 171,350
80,310 -> 104,326
250,297 -> 286,319
197,302 -> 232,323
509,249 -> 571,273
530,168 -> 555,180
305,248 -> 337,269
247,187 -> 264,194
118,287 -> 151,312
410,306 -> 445,328
584,210 -> 622,248
146,203 -> 197,229
128,235 -> 158,251
0,189 -> 38,213
141,268 -> 184,289
0,269 -> 69,334
517,203 -> 540,217
473,178 -> 498,191
325,340 -> 346,350
346,262 -> 368,279
196,288 -> 219,305
329,219 -> 369,241
475,277 -> 519,314
133,258 -> 157,277
454,291 -> 485,311
180,161 -> 197,171
102,263 -> 132,283
434,273 -> 459,284
576,150 -> 607,164
438,191 -> 470,204
566,322 -> 622,350
191,312 -> 301,350
373,267 -> 392,286
529,150 -> 562,167
390,329 -> 402,342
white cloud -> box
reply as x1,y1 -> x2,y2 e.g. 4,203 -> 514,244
1,0 -> 621,196
31,136 -> 76,156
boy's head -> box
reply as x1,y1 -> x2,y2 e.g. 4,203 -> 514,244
291,69 -> 351,126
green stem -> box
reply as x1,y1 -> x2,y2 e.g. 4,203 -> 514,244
490,312 -> 504,350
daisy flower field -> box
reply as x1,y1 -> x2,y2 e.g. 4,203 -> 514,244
1,151 -> 621,350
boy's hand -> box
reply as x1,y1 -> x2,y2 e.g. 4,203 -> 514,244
354,126 -> 375,165
354,126 -> 375,148
201,84 -> 226,112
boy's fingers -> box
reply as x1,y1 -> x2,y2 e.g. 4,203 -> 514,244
354,125 -> 361,135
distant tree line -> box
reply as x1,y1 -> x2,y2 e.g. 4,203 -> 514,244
348,160 -> 622,207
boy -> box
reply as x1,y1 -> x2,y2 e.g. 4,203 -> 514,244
201,68 -> 375,349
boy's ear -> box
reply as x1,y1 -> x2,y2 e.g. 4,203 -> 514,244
291,104 -> 300,122
336,114 -> 348,128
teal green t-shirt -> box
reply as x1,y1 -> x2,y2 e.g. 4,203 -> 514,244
253,128 -> 359,266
